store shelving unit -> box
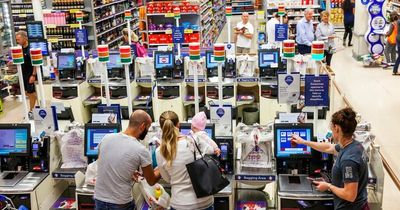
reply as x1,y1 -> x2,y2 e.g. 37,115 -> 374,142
226,0 -> 255,15
143,0 -> 225,50
42,0 -> 141,50
0,0 -> 14,67
10,1 -> 34,31
327,0 -> 344,30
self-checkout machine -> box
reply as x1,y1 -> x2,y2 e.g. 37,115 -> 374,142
0,47 -> 67,210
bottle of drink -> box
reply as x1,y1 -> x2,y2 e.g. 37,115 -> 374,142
154,186 -> 162,200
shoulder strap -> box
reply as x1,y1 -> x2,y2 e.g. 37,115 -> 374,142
188,134 -> 203,161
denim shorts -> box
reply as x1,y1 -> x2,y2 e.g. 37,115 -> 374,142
94,199 -> 135,210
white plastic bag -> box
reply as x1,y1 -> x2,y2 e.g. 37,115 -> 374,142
136,57 -> 154,77
84,161 -> 97,186
138,178 -> 170,209
56,128 -> 87,168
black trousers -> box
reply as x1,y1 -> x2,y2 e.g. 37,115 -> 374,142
343,22 -> 354,45
324,50 -> 333,66
298,44 -> 311,55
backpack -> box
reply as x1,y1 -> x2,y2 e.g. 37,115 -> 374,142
388,22 -> 397,45
135,42 -> 147,57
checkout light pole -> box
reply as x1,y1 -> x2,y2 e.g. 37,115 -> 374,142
76,11 -> 85,59
214,43 -> 225,108
119,46 -> 133,117
189,43 -> 201,114
30,48 -> 46,108
97,45 -> 111,106
174,7 -> 181,58
311,41 -> 325,133
282,40 -> 296,113
226,6 -> 232,44
125,10 -> 133,46
10,46 -> 29,122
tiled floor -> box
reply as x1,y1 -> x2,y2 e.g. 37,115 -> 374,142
1,14 -> 399,209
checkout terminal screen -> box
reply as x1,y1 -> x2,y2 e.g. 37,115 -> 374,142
107,53 -> 123,69
58,54 -> 76,70
0,129 -> 29,155
30,42 -> 49,56
155,53 -> 173,69
180,128 -> 213,139
85,128 -> 119,156
206,52 -> 225,69
276,127 -> 312,157
259,51 -> 278,68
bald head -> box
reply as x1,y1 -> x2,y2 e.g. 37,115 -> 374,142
304,8 -> 314,22
128,110 -> 152,128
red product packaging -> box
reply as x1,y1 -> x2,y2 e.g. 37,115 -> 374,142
189,33 -> 200,42
168,35 -> 173,43
159,34 -> 168,43
149,34 -> 159,44
184,34 -> 189,43
192,5 -> 199,12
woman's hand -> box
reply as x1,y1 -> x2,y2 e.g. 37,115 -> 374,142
313,181 -> 331,192
29,75 -> 36,84
290,134 -> 305,145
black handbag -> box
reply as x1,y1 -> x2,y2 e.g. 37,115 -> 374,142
185,137 -> 230,198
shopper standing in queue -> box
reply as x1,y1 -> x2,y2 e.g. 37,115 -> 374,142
342,0 -> 355,47
296,8 -> 315,54
384,11 -> 398,69
291,108 -> 369,210
316,11 -> 336,66
94,110 -> 161,210
234,12 -> 254,54
9,31 -> 37,120
156,111 -> 215,210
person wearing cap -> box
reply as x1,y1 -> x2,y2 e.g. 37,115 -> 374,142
190,112 -> 220,155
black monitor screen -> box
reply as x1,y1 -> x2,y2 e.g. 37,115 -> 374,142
154,51 -> 174,70
58,53 -> 76,70
206,51 -> 225,69
259,50 -> 279,68
0,124 -> 30,156
179,123 -> 215,139
84,124 -> 120,157
274,123 -> 313,158
26,21 -> 44,39
30,41 -> 49,56
107,53 -> 123,70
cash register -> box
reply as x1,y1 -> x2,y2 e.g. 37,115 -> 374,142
206,51 -> 225,79
84,123 -> 121,163
259,49 -> 282,78
274,123 -> 334,210
154,51 -> 181,79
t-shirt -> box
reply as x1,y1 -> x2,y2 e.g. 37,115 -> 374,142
332,141 -> 368,210
266,18 -> 280,44
236,21 -> 254,48
343,3 -> 355,24
156,136 -> 214,210
22,45 -> 34,80
94,133 -> 152,204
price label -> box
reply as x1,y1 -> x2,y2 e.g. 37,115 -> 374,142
72,39 -> 76,43
168,43 -> 174,48
69,9 -> 80,13
46,24 -> 57,28
48,38 -> 59,43
257,11 -> 265,20
69,24 -> 80,28
165,29 -> 172,34
19,14 -> 27,18
184,29 -> 193,34
165,13 -> 174,17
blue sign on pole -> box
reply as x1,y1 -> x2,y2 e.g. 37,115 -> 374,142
275,24 -> 288,42
305,75 -> 330,107
172,26 -> 184,43
75,29 -> 88,46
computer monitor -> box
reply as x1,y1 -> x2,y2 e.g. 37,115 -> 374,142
274,123 -> 313,158
154,51 -> 174,79
0,124 -> 30,156
30,41 -> 49,56
258,49 -> 281,77
57,53 -> 76,79
107,52 -> 124,79
84,123 -> 121,157
179,123 -> 215,140
26,21 -> 44,40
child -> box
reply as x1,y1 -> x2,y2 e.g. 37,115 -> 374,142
190,112 -> 220,156
384,11 -> 398,69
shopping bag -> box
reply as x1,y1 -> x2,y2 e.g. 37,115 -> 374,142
138,178 -> 170,209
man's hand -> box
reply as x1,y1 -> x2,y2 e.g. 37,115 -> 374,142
214,148 -> 221,156
29,75 -> 36,84
313,181 -> 330,192
132,171 -> 143,182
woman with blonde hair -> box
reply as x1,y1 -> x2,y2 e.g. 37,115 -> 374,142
156,111 -> 215,210
121,28 -> 146,57
316,11 -> 336,66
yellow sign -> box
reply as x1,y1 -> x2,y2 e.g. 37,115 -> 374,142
48,38 -> 59,43
165,13 -> 174,17
69,24 -> 80,28
165,29 -> 172,34
257,11 -> 265,20
69,9 -> 80,13
184,29 -> 193,34
46,24 -> 57,28
19,14 -> 27,18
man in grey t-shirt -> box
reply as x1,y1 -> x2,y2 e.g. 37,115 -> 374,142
94,110 -> 160,210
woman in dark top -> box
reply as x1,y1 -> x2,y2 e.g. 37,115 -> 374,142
291,108 -> 369,210
342,0 -> 355,46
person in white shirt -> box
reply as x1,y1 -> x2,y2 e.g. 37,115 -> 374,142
267,13 -> 280,46
234,12 -> 254,54
156,111 -> 215,210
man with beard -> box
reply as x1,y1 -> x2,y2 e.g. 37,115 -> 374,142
94,110 -> 160,210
